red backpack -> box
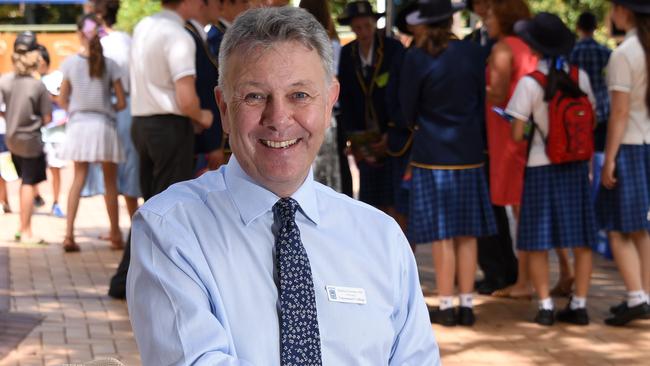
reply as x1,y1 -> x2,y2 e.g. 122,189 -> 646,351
528,66 -> 595,164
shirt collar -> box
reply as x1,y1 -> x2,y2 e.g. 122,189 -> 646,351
188,19 -> 208,41
218,18 -> 232,28
359,38 -> 375,67
224,156 -> 320,226
160,8 -> 185,26
626,28 -> 638,40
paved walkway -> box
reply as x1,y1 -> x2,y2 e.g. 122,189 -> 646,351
0,168 -> 649,365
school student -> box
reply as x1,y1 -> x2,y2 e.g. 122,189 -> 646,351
597,0 -> 650,326
399,0 -> 496,327
506,13 -> 597,326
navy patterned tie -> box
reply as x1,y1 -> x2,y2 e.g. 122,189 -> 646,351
273,197 -> 322,366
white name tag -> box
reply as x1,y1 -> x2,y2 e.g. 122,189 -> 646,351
326,285 -> 367,305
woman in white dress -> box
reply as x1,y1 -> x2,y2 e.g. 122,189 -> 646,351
59,13 -> 126,252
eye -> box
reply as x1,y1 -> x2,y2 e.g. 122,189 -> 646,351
291,92 -> 311,101
244,93 -> 266,105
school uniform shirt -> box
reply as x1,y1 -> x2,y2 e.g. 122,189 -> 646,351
607,29 -> 650,145
130,9 -> 196,117
506,60 -> 596,167
127,156 -> 440,365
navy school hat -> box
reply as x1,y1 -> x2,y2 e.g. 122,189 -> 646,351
338,1 -> 385,26
610,0 -> 650,15
514,12 -> 575,57
14,31 -> 38,53
406,0 -> 465,26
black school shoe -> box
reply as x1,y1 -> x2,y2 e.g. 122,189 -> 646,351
605,302 -> 650,326
430,307 -> 456,326
610,300 -> 627,314
457,306 -> 476,326
556,304 -> 589,325
534,309 -> 555,326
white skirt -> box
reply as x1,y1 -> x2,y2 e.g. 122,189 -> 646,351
61,112 -> 124,163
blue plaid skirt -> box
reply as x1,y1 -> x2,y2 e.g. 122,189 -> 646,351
518,162 -> 597,251
388,154 -> 410,215
408,166 -> 496,244
358,160 -> 394,208
595,144 -> 650,233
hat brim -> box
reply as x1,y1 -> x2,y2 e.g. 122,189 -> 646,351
338,12 -> 385,26
514,19 -> 575,57
405,3 -> 465,26
610,0 -> 650,15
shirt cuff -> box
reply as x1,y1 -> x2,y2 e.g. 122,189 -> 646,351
505,109 -> 529,122
172,69 -> 197,82
608,85 -> 631,93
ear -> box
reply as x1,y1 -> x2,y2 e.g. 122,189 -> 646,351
324,79 -> 340,129
215,86 -> 230,134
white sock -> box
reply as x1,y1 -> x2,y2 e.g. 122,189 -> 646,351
570,296 -> 587,310
627,291 -> 647,307
646,292 -> 650,303
539,297 -> 554,311
439,296 -> 454,310
459,293 -> 473,308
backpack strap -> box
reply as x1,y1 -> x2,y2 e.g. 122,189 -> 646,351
527,70 -> 547,88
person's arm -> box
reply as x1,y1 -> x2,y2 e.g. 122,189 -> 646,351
59,79 -> 71,111
112,78 -> 126,112
127,209 -> 254,366
601,90 -> 630,189
175,75 -> 213,130
506,77 -> 534,143
39,84 -> 52,125
486,41 -> 513,105
388,228 -> 440,365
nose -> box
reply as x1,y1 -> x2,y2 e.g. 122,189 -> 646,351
261,95 -> 291,131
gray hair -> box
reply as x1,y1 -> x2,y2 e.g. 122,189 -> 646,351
218,7 -> 335,92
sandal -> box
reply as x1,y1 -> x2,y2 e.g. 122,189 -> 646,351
63,237 -> 81,253
550,277 -> 574,298
491,285 -> 533,300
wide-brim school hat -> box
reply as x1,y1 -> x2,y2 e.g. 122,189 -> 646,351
406,0 -> 465,26
396,1 -> 419,35
14,31 -> 38,53
610,0 -> 650,14
514,12 -> 575,57
337,1 -> 385,26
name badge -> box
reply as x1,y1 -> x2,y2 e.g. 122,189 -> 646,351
326,285 -> 367,305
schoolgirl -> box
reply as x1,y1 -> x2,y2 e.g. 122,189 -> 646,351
597,0 -> 650,326
399,0 -> 496,326
59,13 -> 126,252
506,13 -> 597,326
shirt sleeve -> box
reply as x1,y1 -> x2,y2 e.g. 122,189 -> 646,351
398,51 -> 425,128
578,69 -> 596,108
127,209 -> 255,366
388,228 -> 440,366
505,77 -> 535,122
166,31 -> 197,82
106,58 -> 121,83
607,49 -> 632,93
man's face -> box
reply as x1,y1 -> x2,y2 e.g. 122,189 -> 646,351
217,41 -> 340,196
220,0 -> 252,23
350,16 -> 377,45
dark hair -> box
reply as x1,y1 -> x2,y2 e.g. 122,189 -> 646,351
577,11 -> 597,33
541,58 -> 586,102
489,0 -> 531,36
37,44 -> 50,66
78,13 -> 105,79
299,0 -> 339,41
162,0 -> 183,5
95,0 -> 120,27
417,18 -> 455,58
635,12 -> 650,111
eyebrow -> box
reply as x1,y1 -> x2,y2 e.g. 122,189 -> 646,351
235,80 -> 317,89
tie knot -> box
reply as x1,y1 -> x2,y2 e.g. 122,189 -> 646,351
274,197 -> 299,223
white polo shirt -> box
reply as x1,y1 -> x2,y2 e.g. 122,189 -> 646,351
506,60 -> 595,167
130,9 -> 196,117
607,29 -> 650,145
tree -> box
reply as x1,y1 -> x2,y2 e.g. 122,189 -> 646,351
115,0 -> 160,33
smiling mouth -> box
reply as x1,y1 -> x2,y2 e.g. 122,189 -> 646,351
260,138 -> 300,149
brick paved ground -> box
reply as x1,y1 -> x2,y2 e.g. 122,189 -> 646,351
0,167 -> 649,365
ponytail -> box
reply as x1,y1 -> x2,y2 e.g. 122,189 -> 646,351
88,34 -> 105,78
635,12 -> 650,111
416,18 -> 455,58
542,57 -> 585,102
77,13 -> 105,79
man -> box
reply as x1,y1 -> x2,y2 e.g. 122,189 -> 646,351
337,1 -> 405,213
465,0 -> 518,295
127,7 -> 439,365
186,0 -> 227,173
205,0 -> 251,161
108,0 -> 212,299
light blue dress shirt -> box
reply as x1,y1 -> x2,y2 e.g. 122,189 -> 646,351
127,157 -> 440,365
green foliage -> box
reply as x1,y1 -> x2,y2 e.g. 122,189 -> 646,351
115,0 -> 161,34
